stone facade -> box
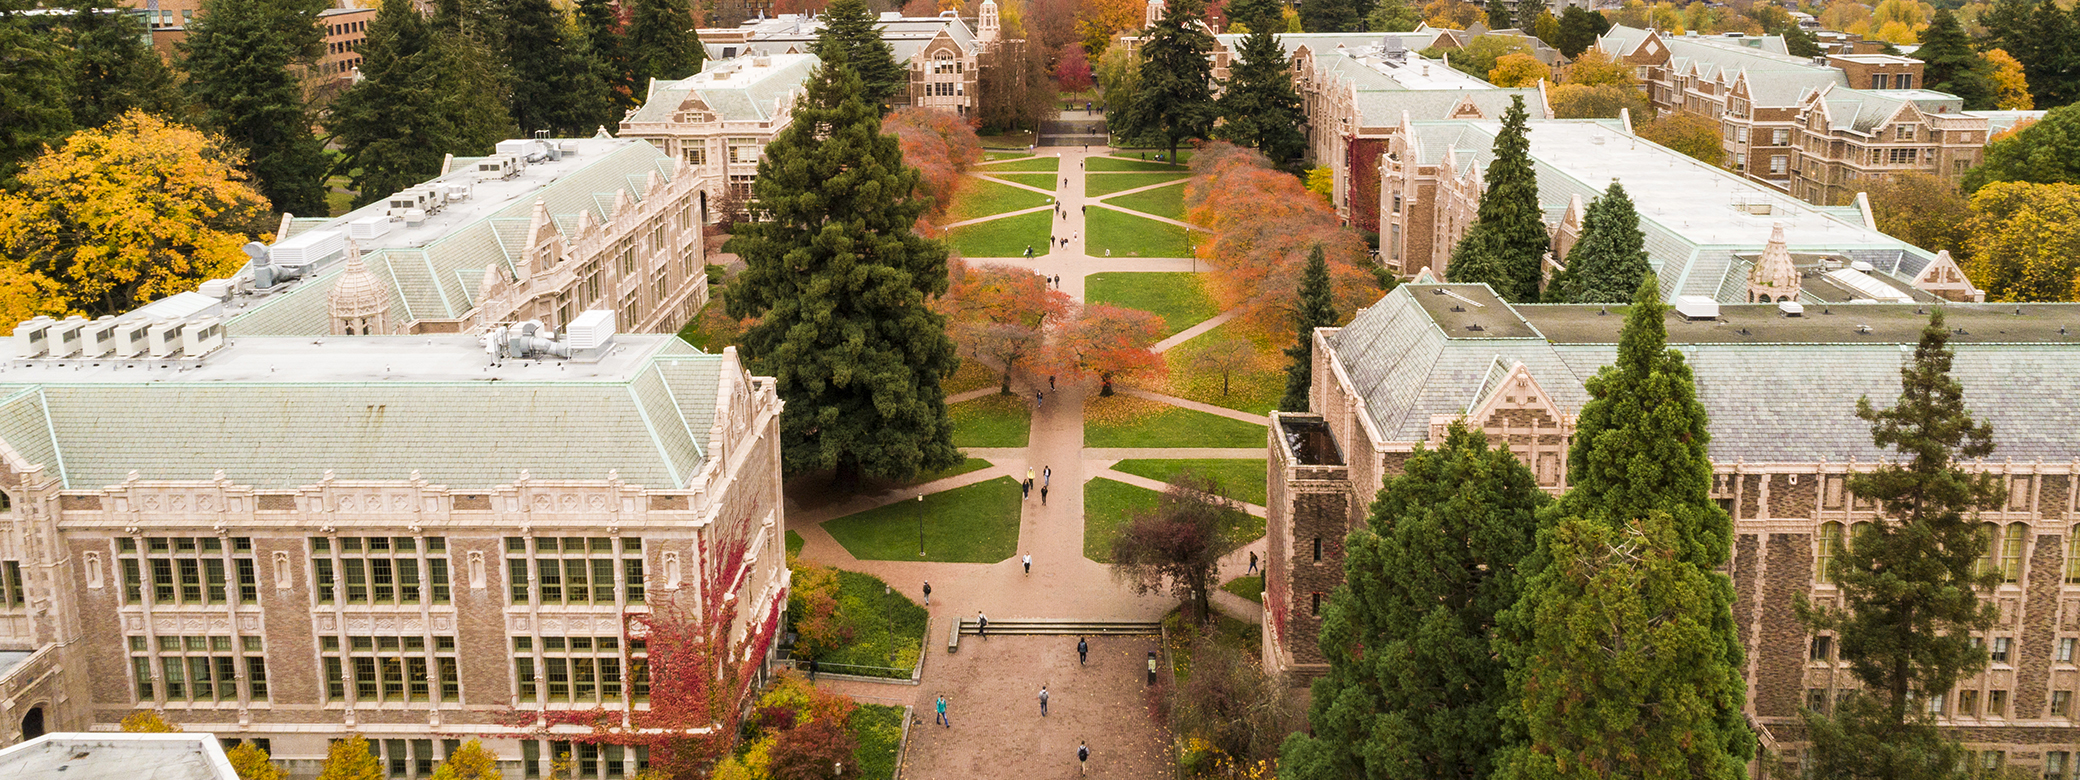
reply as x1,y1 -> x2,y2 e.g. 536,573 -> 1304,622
0,336 -> 788,779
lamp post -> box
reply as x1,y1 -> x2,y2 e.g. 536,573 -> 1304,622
916,494 -> 925,557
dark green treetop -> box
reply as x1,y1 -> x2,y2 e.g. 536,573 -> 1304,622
1445,95 -> 1545,302
1278,245 -> 1335,413
1546,181 -> 1650,304
60,0 -> 188,131
575,0 -> 634,111
811,0 -> 906,111
1124,0 -> 1217,160
181,0 -> 331,214
1299,0 -> 1361,32
627,0 -> 704,94
722,53 -> 963,484
1215,27 -> 1306,162
489,0 -> 614,136
1917,9 -> 1992,109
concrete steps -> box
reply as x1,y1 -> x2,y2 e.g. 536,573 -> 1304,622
947,619 -> 1163,652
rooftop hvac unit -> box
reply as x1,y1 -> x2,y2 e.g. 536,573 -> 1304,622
12,316 -> 54,358
494,139 -> 532,157
272,229 -> 346,267
180,317 -> 225,358
559,140 -> 580,157
197,278 -> 234,300
47,316 -> 87,358
113,319 -> 153,358
476,155 -> 519,181
349,216 -> 394,241
1779,301 -> 1806,317
1674,296 -> 1721,321
147,320 -> 184,358
79,317 -> 119,358
565,309 -> 618,350
386,189 -> 430,218
402,209 -> 428,227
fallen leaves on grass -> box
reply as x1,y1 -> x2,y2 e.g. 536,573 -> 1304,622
1083,393 -> 1170,428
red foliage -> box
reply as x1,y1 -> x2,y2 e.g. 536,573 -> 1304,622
883,109 -> 983,227
772,0 -> 829,13
939,259 -> 1073,327
1184,142 -> 1377,330
768,716 -> 860,780
1048,303 -> 1164,395
1053,43 -> 1094,91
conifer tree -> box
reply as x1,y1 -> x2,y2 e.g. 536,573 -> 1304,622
1215,27 -> 1305,162
1495,277 -> 1751,780
1280,423 -> 1546,780
1124,0 -> 1217,160
1278,245 -> 1334,413
181,0 -> 331,214
60,0 -> 187,130
1796,310 -> 2004,780
811,0 -> 907,111
2016,0 -> 2075,108
489,0 -> 614,135
1547,182 -> 1649,304
1445,96 -> 1546,303
0,0 -> 78,181
627,0 -> 704,91
1484,0 -> 1512,28
1918,9 -> 1992,109
1553,6 -> 1606,57
1226,0 -> 1282,32
723,54 -> 963,484
576,0 -> 634,110
333,0 -> 513,206
1299,0 -> 1360,32
1365,0 -> 1420,31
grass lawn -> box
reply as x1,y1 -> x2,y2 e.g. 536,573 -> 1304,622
1166,610 -> 1263,681
1086,171 -> 1187,198
1221,573 -> 1264,604
945,178 -> 1054,222
979,130 -> 1036,149
973,156 -> 1060,172
1084,271 -> 1221,336
1089,155 -> 1191,171
944,210 -> 1052,258
1160,322 -> 1283,416
983,172 -> 1057,191
1110,458 -> 1268,506
950,394 -> 1031,448
325,175 -> 356,217
822,477 -> 1023,563
1086,208 -> 1194,259
799,567 -> 930,678
1103,181 -> 1185,219
850,704 -> 907,779
1085,401 -> 1267,448
983,150 -> 1031,161
1083,478 -> 1263,562
907,456 -> 992,486
787,530 -> 805,557
943,359 -> 998,393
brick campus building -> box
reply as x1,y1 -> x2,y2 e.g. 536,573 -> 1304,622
1265,282 -> 2080,775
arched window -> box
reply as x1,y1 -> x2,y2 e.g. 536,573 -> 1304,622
1816,522 -> 1843,584
2002,522 -> 2027,583
1976,523 -> 1998,577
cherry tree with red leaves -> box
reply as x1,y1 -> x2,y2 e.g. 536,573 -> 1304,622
1049,303 -> 1164,396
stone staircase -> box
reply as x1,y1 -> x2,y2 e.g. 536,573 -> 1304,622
947,618 -> 1162,651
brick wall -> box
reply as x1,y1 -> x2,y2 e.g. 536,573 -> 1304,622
1755,533 -> 1813,717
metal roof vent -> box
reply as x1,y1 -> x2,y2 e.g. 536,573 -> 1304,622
1778,301 -> 1805,317
1674,296 -> 1720,321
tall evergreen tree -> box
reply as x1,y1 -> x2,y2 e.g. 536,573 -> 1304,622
1797,310 -> 2004,780
1484,0 -> 1512,28
1495,277 -> 1752,780
1553,6 -> 1606,57
60,0 -> 188,130
576,0 -> 634,111
488,0 -> 613,136
811,0 -> 906,111
1781,23 -> 1820,58
1445,96 -> 1545,302
0,0 -> 77,181
1299,0 -> 1360,32
722,53 -> 963,484
1215,28 -> 1305,162
1226,0 -> 1283,32
1281,423 -> 1547,780
2016,0 -> 2075,108
1364,0 -> 1421,32
626,0 -> 704,92
332,0 -> 513,207
1918,9 -> 1993,109
181,0 -> 331,215
1546,182 -> 1649,304
1278,245 -> 1335,413
1124,0 -> 1216,160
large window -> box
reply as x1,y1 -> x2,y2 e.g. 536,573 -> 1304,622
320,635 -> 459,704
311,537 -> 450,605
505,537 -> 646,606
727,138 -> 762,165
513,636 -> 648,705
130,635 -> 266,704
118,537 -> 258,606
2001,522 -> 2027,583
1816,522 -> 1843,584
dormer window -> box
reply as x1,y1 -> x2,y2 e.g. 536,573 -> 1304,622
1895,125 -> 1916,141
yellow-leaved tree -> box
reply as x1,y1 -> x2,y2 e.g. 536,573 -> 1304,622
1962,182 -> 2080,301
226,743 -> 288,780
429,739 -> 499,780
315,735 -> 385,780
1562,49 -> 1638,88
1983,48 -> 2032,110
119,711 -> 180,732
0,110 -> 269,330
1488,53 -> 1552,88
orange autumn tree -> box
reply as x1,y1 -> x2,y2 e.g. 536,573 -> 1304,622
1184,142 -> 1374,329
938,260 -> 1073,392
0,110 -> 271,330
1051,303 -> 1164,395
883,107 -> 983,227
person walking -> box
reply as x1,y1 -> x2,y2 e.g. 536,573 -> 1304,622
1248,551 -> 1258,575
1077,637 -> 1088,666
1022,479 -> 1031,499
1078,742 -> 1089,775
1039,685 -> 1050,716
1049,375 -> 1056,390
936,695 -> 949,727
1043,466 -> 1052,487
1040,484 -> 1049,505
1023,553 -> 1032,575
923,581 -> 932,606
1036,391 -> 1044,408
977,611 -> 989,639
